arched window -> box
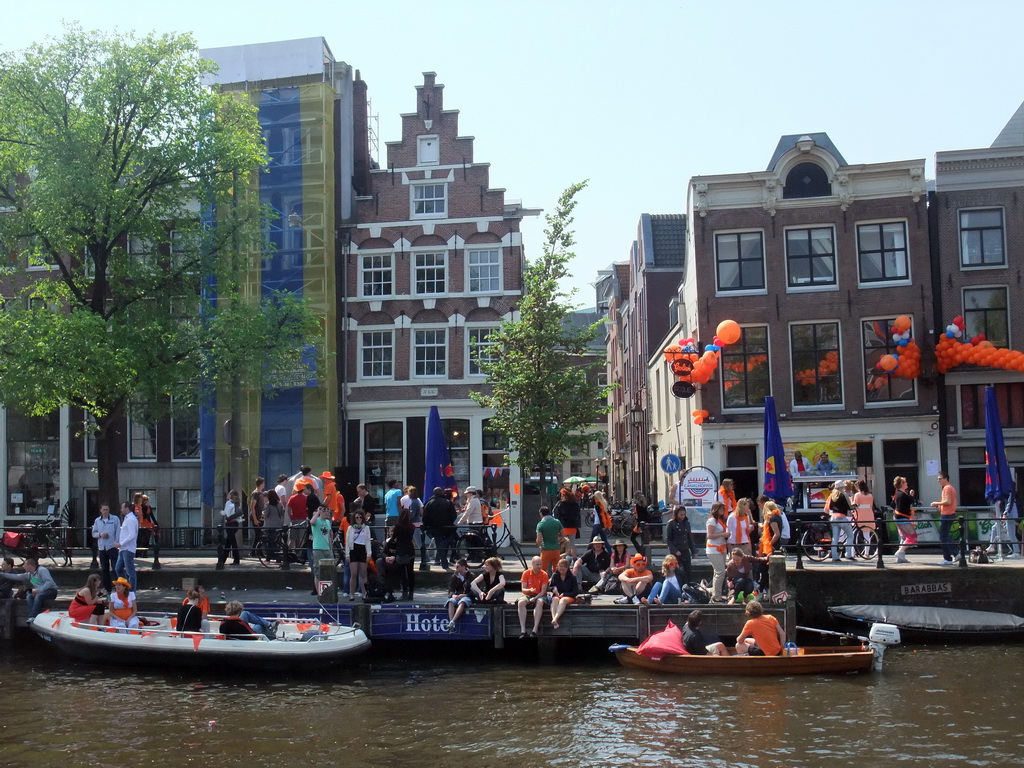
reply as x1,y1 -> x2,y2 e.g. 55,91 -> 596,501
783,162 -> 831,199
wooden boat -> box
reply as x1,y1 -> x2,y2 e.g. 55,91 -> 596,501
29,611 -> 370,671
612,644 -> 877,676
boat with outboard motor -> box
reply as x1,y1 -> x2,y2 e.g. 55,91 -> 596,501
611,622 -> 901,676
28,610 -> 370,671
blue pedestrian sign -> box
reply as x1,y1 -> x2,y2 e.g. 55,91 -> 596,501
661,453 -> 682,474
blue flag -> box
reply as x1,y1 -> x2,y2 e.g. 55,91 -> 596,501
984,386 -> 1014,505
763,396 -> 792,503
424,406 -> 457,494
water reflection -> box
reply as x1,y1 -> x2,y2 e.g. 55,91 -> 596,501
1,643 -> 1022,767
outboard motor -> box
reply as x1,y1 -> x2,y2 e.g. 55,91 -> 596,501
867,622 -> 901,670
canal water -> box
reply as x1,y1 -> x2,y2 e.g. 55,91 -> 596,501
1,642 -> 1021,767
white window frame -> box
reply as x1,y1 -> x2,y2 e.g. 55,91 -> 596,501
171,397 -> 200,461
413,251 -> 447,295
856,219 -> 911,287
784,225 -> 838,292
410,182 -> 447,219
417,135 -> 440,166
789,319 -> 845,411
720,324 -> 772,412
962,285 -> 1010,348
128,412 -> 158,462
714,229 -> 766,295
361,252 -> 394,297
173,488 -> 203,529
360,330 -> 394,379
412,327 -> 447,378
861,315 -> 918,408
959,207 -> 1007,270
467,248 -> 502,293
467,327 -> 499,376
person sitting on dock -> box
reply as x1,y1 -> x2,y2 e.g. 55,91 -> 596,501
0,557 -> 24,600
219,601 -> 275,640
471,557 -> 506,604
681,610 -> 727,656
644,554 -> 683,605
573,537 -> 610,591
445,559 -> 474,633
726,548 -> 766,604
615,554 -> 653,604
735,600 -> 784,656
548,557 -> 579,630
108,577 -> 139,631
517,556 -> 549,638
1,556 -> 59,619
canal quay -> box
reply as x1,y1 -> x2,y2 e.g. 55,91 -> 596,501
5,545 -> 1024,648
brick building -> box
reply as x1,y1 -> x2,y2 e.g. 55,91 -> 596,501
597,214 -> 685,502
344,72 -> 538,524
934,106 -> 1024,503
656,133 -> 941,504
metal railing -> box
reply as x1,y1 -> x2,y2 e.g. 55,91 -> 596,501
792,505 -> 1021,570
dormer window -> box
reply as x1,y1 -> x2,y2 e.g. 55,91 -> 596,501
783,162 -> 831,199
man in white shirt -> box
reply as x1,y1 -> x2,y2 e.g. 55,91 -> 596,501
114,501 -> 139,590
788,451 -> 808,478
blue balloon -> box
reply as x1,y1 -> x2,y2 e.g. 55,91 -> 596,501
946,331 -> 955,338
898,339 -> 909,347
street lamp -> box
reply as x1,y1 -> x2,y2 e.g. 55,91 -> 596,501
647,428 -> 661,554
628,406 -> 644,501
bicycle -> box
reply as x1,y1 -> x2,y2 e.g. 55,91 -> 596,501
800,518 -> 878,562
455,523 -> 528,570
2,517 -> 72,567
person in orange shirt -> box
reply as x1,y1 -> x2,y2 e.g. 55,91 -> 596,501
614,554 -> 653,604
736,600 -> 785,656
931,471 -> 959,565
321,471 -> 346,524
516,556 -> 549,638
717,478 -> 737,515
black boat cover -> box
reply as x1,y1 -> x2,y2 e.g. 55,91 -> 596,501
830,604 -> 1024,634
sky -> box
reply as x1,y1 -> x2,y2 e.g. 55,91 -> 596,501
3,1 -> 1023,305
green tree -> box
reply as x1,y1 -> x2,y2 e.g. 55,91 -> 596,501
0,27 -> 319,510
470,181 -> 610,496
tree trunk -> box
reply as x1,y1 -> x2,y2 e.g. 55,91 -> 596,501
95,402 -> 125,509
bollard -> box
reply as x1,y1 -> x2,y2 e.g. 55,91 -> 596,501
957,513 -> 969,568
317,559 -> 338,603
794,519 -> 804,571
768,553 -> 787,600
875,527 -> 885,570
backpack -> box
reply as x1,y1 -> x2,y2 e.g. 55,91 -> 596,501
480,500 -> 493,525
681,582 -> 711,605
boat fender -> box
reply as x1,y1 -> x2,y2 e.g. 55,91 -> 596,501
608,644 -> 630,653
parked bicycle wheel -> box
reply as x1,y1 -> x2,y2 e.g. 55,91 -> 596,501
799,524 -> 831,562
456,532 -> 491,568
506,532 -> 527,570
854,526 -> 878,560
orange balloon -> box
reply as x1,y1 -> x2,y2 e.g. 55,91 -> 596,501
894,315 -> 912,332
878,354 -> 898,372
716,319 -> 742,346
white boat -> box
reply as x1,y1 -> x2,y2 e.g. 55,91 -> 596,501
29,611 -> 371,671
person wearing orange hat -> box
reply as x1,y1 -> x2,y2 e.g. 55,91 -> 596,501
614,554 -> 653,604
108,576 -> 139,631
